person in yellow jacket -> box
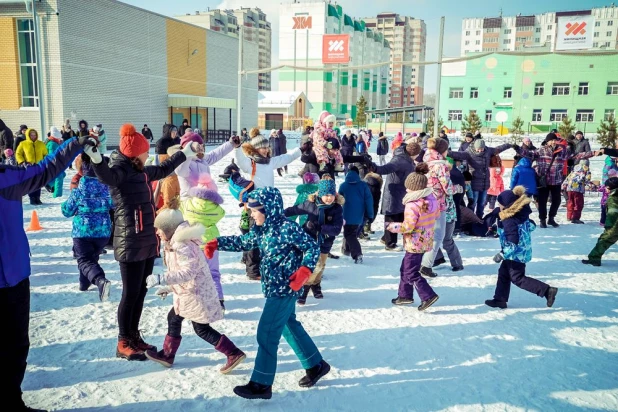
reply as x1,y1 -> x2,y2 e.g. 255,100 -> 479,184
16,128 -> 48,205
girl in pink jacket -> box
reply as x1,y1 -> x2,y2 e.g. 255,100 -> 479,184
487,155 -> 505,210
311,111 -> 344,172
145,207 -> 245,373
387,163 -> 441,311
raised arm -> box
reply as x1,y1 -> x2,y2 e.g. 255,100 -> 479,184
144,151 -> 187,182
203,141 -> 234,165
270,148 -> 301,169
234,147 -> 253,173
217,231 -> 259,252
448,150 -> 471,162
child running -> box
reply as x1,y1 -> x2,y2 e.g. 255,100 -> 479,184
205,187 -> 330,400
145,207 -> 245,372
387,163 -> 441,311
583,177 -> 618,266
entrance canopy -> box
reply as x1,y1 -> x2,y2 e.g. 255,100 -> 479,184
168,94 -> 237,143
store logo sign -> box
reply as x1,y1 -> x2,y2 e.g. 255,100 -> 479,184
565,21 -> 586,36
328,40 -> 345,52
322,34 -> 350,64
292,16 -> 312,29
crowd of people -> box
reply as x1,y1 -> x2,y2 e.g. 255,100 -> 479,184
1,113 -> 617,410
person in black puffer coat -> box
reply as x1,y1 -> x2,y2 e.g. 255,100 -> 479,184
363,172 -> 383,234
155,124 -> 179,163
90,123 -> 197,362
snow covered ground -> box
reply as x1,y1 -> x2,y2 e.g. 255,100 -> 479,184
22,144 -> 618,411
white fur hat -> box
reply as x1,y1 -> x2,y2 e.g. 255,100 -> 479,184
324,114 -> 336,124
154,208 -> 185,240
49,126 -> 62,140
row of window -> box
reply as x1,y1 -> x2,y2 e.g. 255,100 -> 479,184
464,21 -> 614,37
593,31 -> 614,37
593,42 -> 613,48
447,109 -> 615,122
449,82 -> 618,99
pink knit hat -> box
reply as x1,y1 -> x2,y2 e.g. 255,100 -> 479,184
180,132 -> 203,148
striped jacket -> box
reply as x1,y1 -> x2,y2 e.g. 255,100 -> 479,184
389,189 -> 440,253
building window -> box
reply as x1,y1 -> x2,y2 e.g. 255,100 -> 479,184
485,110 -> 492,121
547,34 -> 552,41
605,109 -> 616,120
610,21 -> 614,26
547,25 -> 553,30
532,109 -> 542,122
475,40 -> 481,45
465,40 -> 470,45
534,83 -> 544,96
607,31 -> 613,36
465,30 -> 470,36
449,88 -> 464,99
535,27 -> 541,32
594,42 -> 599,47
535,37 -> 540,42
607,82 -> 618,95
576,110 -> 594,122
504,29 -> 511,34
578,82 -> 589,95
470,87 -> 479,99
476,30 -> 481,35
596,21 -> 601,27
594,32 -> 600,37
552,83 -> 570,96
448,110 -> 463,121
550,109 -> 568,122
503,87 -> 513,98
503,39 -> 511,44
16,19 -> 38,108
605,41 -> 612,47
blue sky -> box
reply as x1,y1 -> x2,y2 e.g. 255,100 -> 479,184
122,0 -> 615,94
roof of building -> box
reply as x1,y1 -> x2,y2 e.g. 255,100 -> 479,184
257,91 -> 313,109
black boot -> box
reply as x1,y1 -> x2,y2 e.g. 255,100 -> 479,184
299,360 -> 331,387
327,252 -> 339,259
95,277 -> 111,302
545,287 -> 558,307
548,217 -> 560,227
311,283 -> 323,299
540,219 -> 547,228
432,257 -> 446,267
485,299 -> 507,309
418,295 -> 439,311
582,259 -> 601,266
420,266 -> 437,278
297,286 -> 310,305
391,296 -> 414,305
233,381 -> 272,399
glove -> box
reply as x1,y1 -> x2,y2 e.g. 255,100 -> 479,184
305,220 -> 315,230
83,138 -> 102,164
146,273 -> 164,288
181,142 -> 199,160
156,286 -> 172,300
493,252 -> 504,263
205,239 -> 218,260
511,144 -> 520,151
387,223 -> 401,233
289,266 -> 312,291
230,135 -> 241,148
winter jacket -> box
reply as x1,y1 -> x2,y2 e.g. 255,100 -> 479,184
562,164 -> 591,193
389,189 -> 439,253
142,128 -> 154,142
276,131 -> 288,155
217,187 -> 319,298
0,121 -> 13,160
458,140 -> 473,152
235,143 -> 300,189
176,141 -> 234,200
373,145 -> 414,215
61,176 -> 112,238
16,131 -> 48,165
155,124 -> 179,155
13,132 -> 26,152
602,156 -> 618,185
423,149 -> 454,212
164,222 -> 224,324
573,138 -> 591,163
510,157 -> 537,196
300,149 -> 366,179
98,131 -> 108,154
92,150 -> 187,262
341,134 -> 356,156
155,174 -> 180,213
605,189 -> 618,229
0,138 -> 82,288
181,187 -> 225,243
364,172 -> 383,220
449,143 -> 512,192
449,165 -> 465,191
45,136 -> 62,155
487,166 -> 505,196
284,194 -> 344,254
45,136 -> 66,197
290,183 -> 319,226
376,136 -> 389,156
355,140 -> 367,154
338,171 -> 374,225
520,144 -> 593,186
498,195 -> 535,263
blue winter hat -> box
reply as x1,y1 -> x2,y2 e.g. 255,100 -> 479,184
497,185 -> 526,208
317,178 -> 336,197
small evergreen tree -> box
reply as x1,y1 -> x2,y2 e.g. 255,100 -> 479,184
597,114 -> 617,148
510,116 -> 524,144
427,113 -> 444,136
461,111 -> 482,134
558,115 -> 575,138
355,95 -> 367,127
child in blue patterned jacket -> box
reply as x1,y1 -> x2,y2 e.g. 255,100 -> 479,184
204,186 -> 330,400
485,185 -> 558,310
61,156 -> 113,301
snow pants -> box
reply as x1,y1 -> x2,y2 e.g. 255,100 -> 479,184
252,296 -> 322,386
588,226 -> 618,262
422,211 -> 447,268
435,220 -> 463,268
493,260 -> 549,302
342,224 -> 362,259
205,250 -> 224,299
398,252 -> 437,301
382,212 -> 405,247
73,237 -> 108,286
537,185 -> 562,220
118,257 -> 155,337
566,191 -> 584,221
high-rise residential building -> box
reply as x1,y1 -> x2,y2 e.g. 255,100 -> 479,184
278,2 -> 390,121
177,7 -> 272,90
461,5 -> 618,55
363,13 -> 426,107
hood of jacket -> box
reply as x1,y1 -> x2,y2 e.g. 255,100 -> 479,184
499,195 -> 532,221
344,171 -> 362,184
296,183 -> 319,196
250,187 -> 286,230
516,157 -> 532,168
162,123 -> 177,139
572,164 -> 588,175
188,186 -> 224,205
171,221 -> 205,244
423,148 -> 444,163
24,128 -> 39,141
364,172 -> 383,187
241,142 -> 270,164
393,144 -> 408,158
307,192 -> 345,206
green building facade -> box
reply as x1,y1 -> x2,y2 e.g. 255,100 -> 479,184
439,53 -> 618,135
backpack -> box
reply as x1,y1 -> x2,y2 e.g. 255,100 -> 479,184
228,161 -> 256,203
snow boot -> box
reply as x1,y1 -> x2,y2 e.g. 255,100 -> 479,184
548,217 -> 560,227
582,259 -> 601,267
95,277 -> 111,302
116,336 -> 147,361
297,286 -> 310,305
420,266 -> 437,278
354,255 -> 363,264
215,335 -> 246,374
340,246 -> 351,256
485,299 -> 507,309
432,257 -> 446,267
364,222 -> 375,234
545,287 -> 558,308
78,274 -> 91,291
540,219 -> 547,228
233,381 -> 272,399
131,330 -> 156,352
451,266 -> 464,272
311,283 -> 323,299
418,295 -> 439,311
385,243 -> 402,251
391,296 -> 414,305
571,219 -> 584,224
299,360 -> 331,388
145,335 -> 182,367
327,252 -> 339,259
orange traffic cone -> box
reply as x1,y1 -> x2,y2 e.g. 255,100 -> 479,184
26,210 -> 43,231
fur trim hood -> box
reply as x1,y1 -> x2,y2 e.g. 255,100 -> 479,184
307,193 -> 345,206
188,186 -> 224,205
241,142 -> 270,163
499,194 -> 531,220
364,172 -> 383,186
171,222 -> 206,244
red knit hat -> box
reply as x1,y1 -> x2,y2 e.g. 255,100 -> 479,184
119,124 -> 149,158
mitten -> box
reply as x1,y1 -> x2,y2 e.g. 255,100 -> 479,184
156,286 -> 172,300
146,273 -> 164,288
493,252 -> 504,263
83,138 -> 102,164
387,223 -> 401,233
205,239 -> 218,259
289,266 -> 312,291
181,142 -> 199,160
230,135 -> 241,147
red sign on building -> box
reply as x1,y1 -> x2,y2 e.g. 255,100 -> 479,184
322,34 -> 350,64
292,16 -> 312,29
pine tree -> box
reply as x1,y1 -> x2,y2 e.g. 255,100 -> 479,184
597,114 -> 617,148
427,113 -> 443,136
558,115 -> 575,138
356,95 -> 367,127
461,111 -> 482,134
511,116 -> 524,144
